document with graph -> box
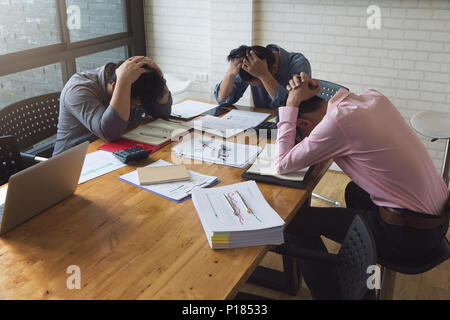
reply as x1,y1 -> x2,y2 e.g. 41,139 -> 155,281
118,160 -> 219,203
172,137 -> 261,168
192,181 -> 285,249
78,150 -> 127,184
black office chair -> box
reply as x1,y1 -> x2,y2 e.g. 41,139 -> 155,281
276,215 -> 377,300
378,233 -> 449,299
0,92 -> 61,159
0,136 -> 24,186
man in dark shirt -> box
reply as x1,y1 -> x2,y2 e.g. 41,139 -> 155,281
215,44 -> 311,109
53,56 -> 172,156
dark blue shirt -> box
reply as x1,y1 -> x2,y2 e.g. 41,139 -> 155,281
214,44 -> 311,109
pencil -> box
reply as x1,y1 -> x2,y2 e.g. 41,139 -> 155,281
235,191 -> 253,214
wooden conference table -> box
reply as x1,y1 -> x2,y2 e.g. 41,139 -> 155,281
0,102 -> 331,300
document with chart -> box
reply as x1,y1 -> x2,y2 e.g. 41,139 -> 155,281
78,150 -> 127,184
192,181 -> 285,249
172,137 -> 261,168
118,160 -> 219,203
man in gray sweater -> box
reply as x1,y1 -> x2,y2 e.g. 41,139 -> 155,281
53,56 -> 173,156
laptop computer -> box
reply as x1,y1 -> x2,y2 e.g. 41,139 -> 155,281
0,141 -> 89,235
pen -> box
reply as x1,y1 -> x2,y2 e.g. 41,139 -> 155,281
139,132 -> 167,139
206,194 -> 219,218
202,141 -> 216,151
223,194 -> 238,216
235,191 -> 253,214
169,185 -> 185,193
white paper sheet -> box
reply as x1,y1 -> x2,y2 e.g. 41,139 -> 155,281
192,181 -> 285,233
118,160 -> 218,202
0,186 -> 8,206
172,137 -> 261,168
247,144 -> 309,181
170,100 -> 218,119
185,110 -> 271,138
78,151 -> 127,184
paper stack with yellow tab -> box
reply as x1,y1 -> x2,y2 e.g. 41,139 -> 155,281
191,181 -> 285,249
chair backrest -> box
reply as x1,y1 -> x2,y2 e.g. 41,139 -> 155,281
317,80 -> 349,101
0,93 -> 61,152
336,215 -> 377,300
0,136 -> 24,185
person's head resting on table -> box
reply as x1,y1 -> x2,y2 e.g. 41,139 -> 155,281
104,56 -> 168,113
286,72 -> 329,139
227,45 -> 280,88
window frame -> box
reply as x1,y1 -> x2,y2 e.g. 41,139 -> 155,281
0,0 -> 146,84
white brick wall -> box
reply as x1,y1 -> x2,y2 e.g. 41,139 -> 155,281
144,0 -> 450,177
144,0 -> 211,103
144,0 -> 253,105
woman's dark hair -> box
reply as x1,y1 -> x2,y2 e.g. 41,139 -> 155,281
227,45 -> 276,82
104,61 -> 166,108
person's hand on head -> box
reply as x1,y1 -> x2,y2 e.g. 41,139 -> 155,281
242,50 -> 271,80
227,57 -> 244,77
115,56 -> 150,86
286,72 -> 322,107
141,57 -> 163,77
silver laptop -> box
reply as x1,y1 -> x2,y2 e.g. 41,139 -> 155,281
0,141 -> 88,235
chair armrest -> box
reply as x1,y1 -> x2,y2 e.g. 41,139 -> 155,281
24,137 -> 56,158
275,244 -> 338,265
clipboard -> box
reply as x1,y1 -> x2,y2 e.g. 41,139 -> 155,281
241,165 -> 314,189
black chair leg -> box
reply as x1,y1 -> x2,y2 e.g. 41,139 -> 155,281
247,253 -> 302,296
246,196 -> 311,296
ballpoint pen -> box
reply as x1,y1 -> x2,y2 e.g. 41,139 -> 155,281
235,191 -> 253,214
140,132 -> 167,139
202,141 -> 217,151
223,194 -> 238,216
169,184 -> 185,193
185,180 -> 210,194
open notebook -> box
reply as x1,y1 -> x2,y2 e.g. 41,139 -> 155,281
122,119 -> 190,146
242,144 -> 312,189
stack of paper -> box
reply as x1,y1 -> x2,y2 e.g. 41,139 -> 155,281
192,181 -> 285,249
118,160 -> 219,203
172,137 -> 261,168
247,144 -> 309,181
185,109 -> 271,138
122,119 -> 190,146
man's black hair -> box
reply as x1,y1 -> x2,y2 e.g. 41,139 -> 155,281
298,96 -> 326,118
104,61 -> 166,109
227,45 -> 276,82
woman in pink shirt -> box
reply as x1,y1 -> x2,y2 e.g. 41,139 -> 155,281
276,73 -> 449,299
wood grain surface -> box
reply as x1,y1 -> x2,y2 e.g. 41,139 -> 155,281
0,104 -> 331,300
